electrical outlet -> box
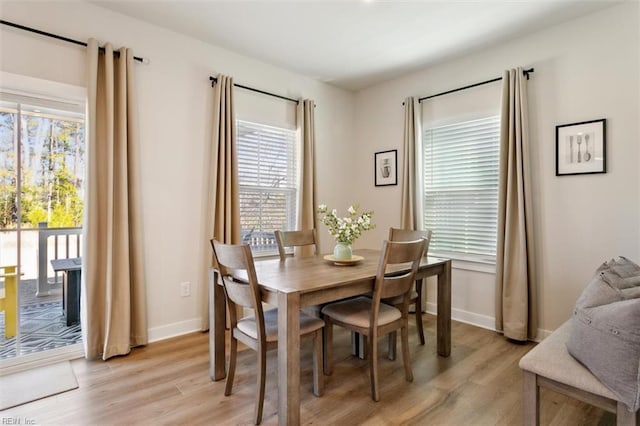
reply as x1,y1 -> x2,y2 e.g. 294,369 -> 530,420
180,282 -> 191,297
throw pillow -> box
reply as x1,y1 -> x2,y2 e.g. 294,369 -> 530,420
566,256 -> 640,412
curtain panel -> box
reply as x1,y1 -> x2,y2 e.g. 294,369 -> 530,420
401,97 -> 421,230
296,99 -> 317,256
200,74 -> 240,330
83,39 -> 148,360
495,67 -> 537,341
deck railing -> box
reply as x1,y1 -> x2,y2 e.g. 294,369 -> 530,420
36,222 -> 82,296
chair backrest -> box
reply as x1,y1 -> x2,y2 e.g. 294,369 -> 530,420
388,227 -> 432,256
370,239 -> 427,325
210,240 -> 266,336
274,229 -> 317,260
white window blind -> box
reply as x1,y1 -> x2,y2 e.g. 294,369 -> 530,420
423,115 -> 500,263
237,120 -> 297,255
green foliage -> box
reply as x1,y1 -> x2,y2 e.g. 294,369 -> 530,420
0,109 -> 84,229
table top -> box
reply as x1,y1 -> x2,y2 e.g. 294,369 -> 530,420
252,249 -> 449,296
50,257 -> 82,272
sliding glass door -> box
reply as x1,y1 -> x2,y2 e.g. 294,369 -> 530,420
0,93 -> 85,360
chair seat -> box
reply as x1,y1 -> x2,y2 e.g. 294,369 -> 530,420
383,290 -> 418,305
321,296 -> 401,329
237,308 -> 325,342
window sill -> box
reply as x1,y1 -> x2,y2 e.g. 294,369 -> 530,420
451,259 -> 496,274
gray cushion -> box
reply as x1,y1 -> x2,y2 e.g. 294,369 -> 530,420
321,296 -> 401,328
236,308 -> 324,342
566,256 -> 640,412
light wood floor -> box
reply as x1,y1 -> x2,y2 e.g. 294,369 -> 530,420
3,315 -> 614,425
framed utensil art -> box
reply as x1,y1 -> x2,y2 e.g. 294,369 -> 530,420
374,149 -> 397,186
556,119 -> 606,176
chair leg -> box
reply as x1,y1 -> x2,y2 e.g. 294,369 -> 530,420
415,279 -> 425,345
387,331 -> 397,361
312,329 -> 324,397
254,344 -> 267,425
224,336 -> 237,396
415,301 -> 425,346
323,320 -> 333,376
401,325 -> 413,382
370,332 -> 380,402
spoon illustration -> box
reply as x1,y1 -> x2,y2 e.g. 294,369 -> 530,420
576,135 -> 582,163
584,134 -> 591,162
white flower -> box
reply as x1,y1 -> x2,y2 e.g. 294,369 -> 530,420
317,203 -> 376,245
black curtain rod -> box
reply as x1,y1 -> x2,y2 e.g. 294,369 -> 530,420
417,68 -> 534,103
209,76 -> 299,105
0,19 -> 148,63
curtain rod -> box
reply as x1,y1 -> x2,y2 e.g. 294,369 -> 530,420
0,19 -> 148,64
417,68 -> 534,103
209,76 -> 299,105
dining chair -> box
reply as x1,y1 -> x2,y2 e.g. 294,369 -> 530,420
0,265 -> 19,338
274,229 -> 317,260
321,238 -> 427,401
275,229 -> 322,318
210,240 -> 325,425
386,227 -> 432,359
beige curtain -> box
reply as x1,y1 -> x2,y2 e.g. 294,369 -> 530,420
200,74 -> 240,330
495,67 -> 537,341
297,99 -> 316,256
83,39 -> 148,360
400,97 -> 420,230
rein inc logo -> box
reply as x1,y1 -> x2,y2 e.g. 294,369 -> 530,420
1,418 -> 35,425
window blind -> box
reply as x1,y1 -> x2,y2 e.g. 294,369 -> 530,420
237,120 -> 297,254
423,115 -> 500,263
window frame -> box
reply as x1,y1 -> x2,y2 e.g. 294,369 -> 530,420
236,119 -> 298,256
421,114 -> 501,265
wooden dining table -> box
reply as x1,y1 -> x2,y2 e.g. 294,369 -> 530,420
209,248 -> 452,425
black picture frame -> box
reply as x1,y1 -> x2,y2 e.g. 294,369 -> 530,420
374,149 -> 397,186
556,119 -> 606,176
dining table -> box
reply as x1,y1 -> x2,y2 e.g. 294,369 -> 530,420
209,248 -> 452,426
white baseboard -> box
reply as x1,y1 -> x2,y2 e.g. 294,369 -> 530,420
147,318 -> 203,343
426,302 -> 552,342
426,302 -> 496,331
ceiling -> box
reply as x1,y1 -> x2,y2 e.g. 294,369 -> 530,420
93,0 -> 622,91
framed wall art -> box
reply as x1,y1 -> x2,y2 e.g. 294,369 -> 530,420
556,119 -> 606,176
374,149 -> 397,186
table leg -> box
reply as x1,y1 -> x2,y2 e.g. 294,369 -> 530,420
437,260 -> 452,357
278,291 -> 300,426
65,270 -> 81,326
209,269 -> 227,381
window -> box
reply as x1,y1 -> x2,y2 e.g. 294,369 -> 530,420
422,115 -> 500,264
237,120 -> 297,255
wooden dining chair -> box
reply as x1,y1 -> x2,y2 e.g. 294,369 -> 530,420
210,240 -> 325,425
321,238 -> 427,401
274,229 -> 317,260
386,227 -> 432,359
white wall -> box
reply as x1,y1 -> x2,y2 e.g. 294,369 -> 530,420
353,2 -> 640,335
0,1 -> 355,340
2,1 -> 638,341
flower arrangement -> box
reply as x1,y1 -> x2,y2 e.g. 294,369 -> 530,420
317,204 -> 375,245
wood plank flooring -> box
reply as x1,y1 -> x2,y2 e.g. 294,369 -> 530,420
2,315 -> 614,425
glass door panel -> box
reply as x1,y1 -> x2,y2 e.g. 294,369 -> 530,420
0,95 -> 85,360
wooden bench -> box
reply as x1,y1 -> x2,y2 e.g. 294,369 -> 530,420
519,320 -> 639,425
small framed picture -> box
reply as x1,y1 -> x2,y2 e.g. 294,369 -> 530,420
556,119 -> 606,176
374,149 -> 397,186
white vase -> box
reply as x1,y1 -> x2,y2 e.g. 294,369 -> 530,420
333,242 -> 352,260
